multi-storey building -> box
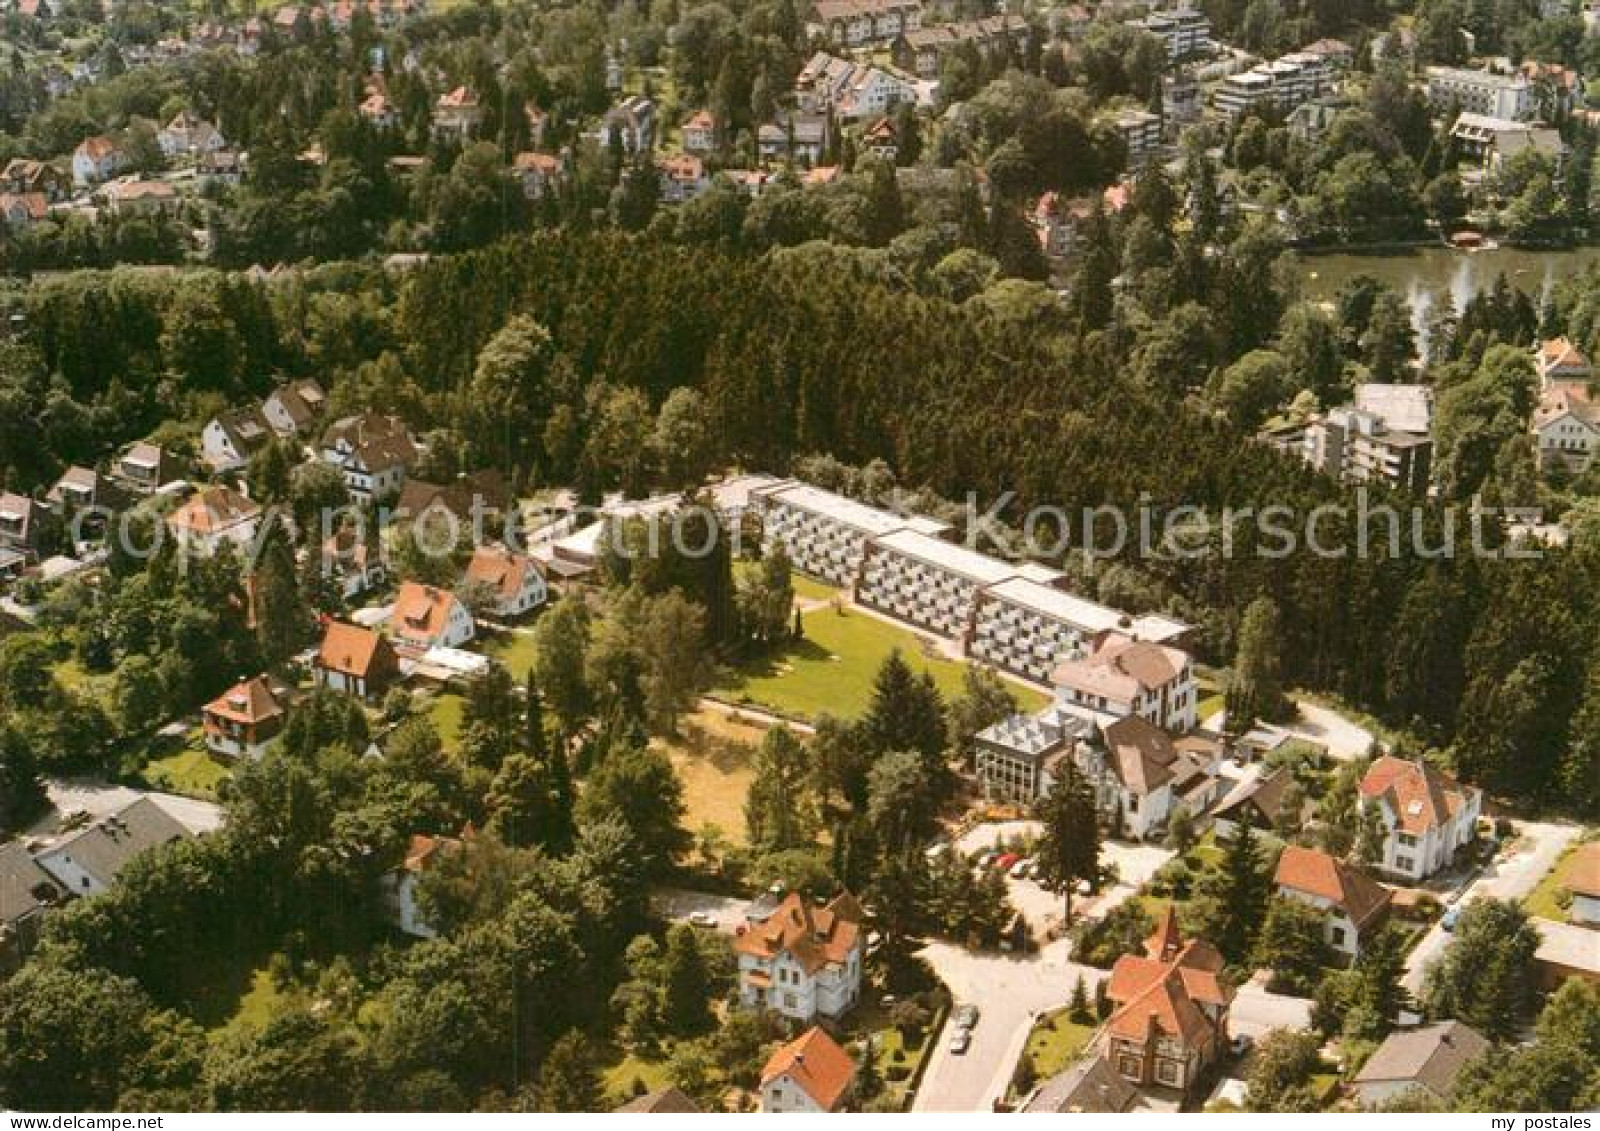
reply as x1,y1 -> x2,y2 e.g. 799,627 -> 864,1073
970,577 -> 1123,683
1358,756 -> 1482,882
890,14 -> 1029,79
735,889 -> 864,1022
1215,51 -> 1332,117
1051,631 -> 1198,733
856,527 -> 1063,641
1532,387 -> 1600,472
1112,109 -> 1163,166
1127,6 -> 1210,61
754,480 -> 947,588
973,708 -> 1089,805
1426,65 -> 1536,121
1104,908 -> 1232,1095
1304,404 -> 1433,495
807,0 -> 921,47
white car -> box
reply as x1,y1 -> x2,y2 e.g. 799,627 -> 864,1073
1008,858 -> 1033,880
949,1029 -> 971,1055
687,911 -> 718,929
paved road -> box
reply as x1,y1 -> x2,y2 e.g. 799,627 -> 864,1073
650,886 -> 750,933
912,938 -> 1103,1113
1206,699 -> 1374,761
33,778 -> 225,838
1403,818 -> 1584,993
1230,971 -> 1314,1040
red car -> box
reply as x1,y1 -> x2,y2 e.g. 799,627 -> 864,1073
994,853 -> 1020,871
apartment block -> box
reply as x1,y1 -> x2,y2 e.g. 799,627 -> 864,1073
1303,384 -> 1434,495
1426,65 -> 1536,121
1126,5 -> 1210,61
1215,51 -> 1332,117
754,481 -> 948,588
855,527 -> 1063,641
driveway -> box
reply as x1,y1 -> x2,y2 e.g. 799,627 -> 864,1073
912,937 -> 1103,1113
1230,970 -> 1313,1040
1403,818 -> 1584,993
33,778 -> 225,838
650,886 -> 750,933
1285,701 -> 1374,761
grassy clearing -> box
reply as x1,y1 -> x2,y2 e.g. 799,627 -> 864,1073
484,629 -> 539,680
656,708 -> 764,846
603,1051 -> 673,1107
427,692 -> 466,754
227,967 -> 293,1033
1524,839 -> 1593,923
1019,1008 -> 1096,1084
712,602 -> 1047,722
143,742 -> 233,799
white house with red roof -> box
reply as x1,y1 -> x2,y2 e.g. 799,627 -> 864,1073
202,675 -> 289,760
1358,756 -> 1481,882
734,889 -> 864,1022
314,620 -> 400,700
383,831 -> 467,937
1103,906 -> 1232,1095
164,486 -> 262,557
391,581 -> 475,650
1536,336 -> 1592,389
1051,631 -> 1197,732
461,546 -> 547,618
1273,844 -> 1393,958
760,1026 -> 857,1113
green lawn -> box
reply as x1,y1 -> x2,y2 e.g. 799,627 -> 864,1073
1022,1009 -> 1096,1080
603,1052 -> 673,1106
711,603 -> 1047,722
1525,840 -> 1592,923
139,728 -> 232,799
656,707 -> 763,848
485,629 -> 539,681
428,692 -> 466,754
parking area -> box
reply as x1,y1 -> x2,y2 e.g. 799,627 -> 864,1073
650,886 -> 750,933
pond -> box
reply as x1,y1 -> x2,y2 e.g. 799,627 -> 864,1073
1292,244 -> 1600,334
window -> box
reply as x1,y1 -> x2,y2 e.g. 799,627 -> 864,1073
1117,1055 -> 1143,1080
784,992 -> 797,1008
1331,926 -> 1346,947
1398,833 -> 1417,847
1397,855 -> 1414,872
1156,1060 -> 1182,1087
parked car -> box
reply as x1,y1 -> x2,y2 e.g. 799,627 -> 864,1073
687,910 -> 717,928
1008,858 -> 1033,880
954,1004 -> 980,1030
1441,905 -> 1462,932
994,853 -> 1020,872
949,1029 -> 971,1054
1230,1034 -> 1253,1058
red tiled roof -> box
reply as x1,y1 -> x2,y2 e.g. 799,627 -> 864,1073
316,620 -> 396,679
1359,756 -> 1477,836
734,890 -> 862,975
760,1027 -> 856,1111
165,486 -> 261,535
1274,845 -> 1393,929
203,675 -> 286,726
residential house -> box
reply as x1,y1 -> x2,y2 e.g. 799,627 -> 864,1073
391,581 -> 475,650
165,486 -> 263,557
682,109 -> 718,154
807,0 -> 922,47
158,111 -> 227,159
760,1027 -> 857,1113
0,493 -> 39,560
1536,336 -> 1592,388
1103,908 -> 1233,1095
890,15 -> 1029,80
197,149 -> 244,188
319,525 -> 386,599
656,153 -> 709,203
462,545 -> 547,619
102,180 -> 180,218
72,136 -> 127,186
0,193 -> 47,230
44,466 -> 122,526
734,888 -> 864,1021
795,53 -> 914,122
0,158 -> 69,201
862,116 -> 898,162
314,620 -> 400,700
1563,841 -> 1600,927
1358,756 -> 1482,882
1024,1056 -> 1138,1113
113,441 -> 182,495
1210,766 -> 1299,837
0,841 -> 62,975
1532,386 -> 1600,472
201,406 -> 276,471
615,1088 -> 700,1113
1352,1021 -> 1490,1109
202,675 -> 289,760
393,470 -> 510,533
432,86 -> 482,142
1051,632 -> 1197,733
756,114 -> 831,165
359,89 -> 399,130
320,412 -> 417,501
600,96 -> 656,153
512,151 -> 564,199
34,798 -> 192,898
1450,112 -> 1565,176
383,831 -> 464,938
1076,714 -> 1216,840
1273,845 -> 1393,959
262,378 -> 328,437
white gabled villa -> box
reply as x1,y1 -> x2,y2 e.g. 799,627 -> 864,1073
734,889 -> 865,1022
